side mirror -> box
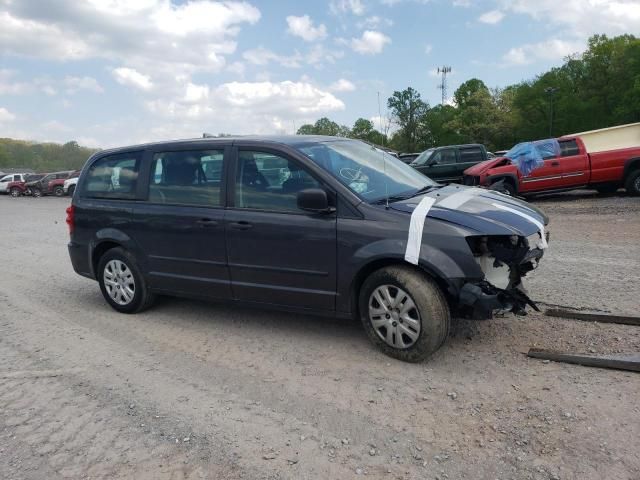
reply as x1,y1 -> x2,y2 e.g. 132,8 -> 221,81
297,188 -> 335,214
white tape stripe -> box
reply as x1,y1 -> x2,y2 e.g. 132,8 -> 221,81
435,190 -> 477,210
404,197 -> 436,265
492,203 -> 548,249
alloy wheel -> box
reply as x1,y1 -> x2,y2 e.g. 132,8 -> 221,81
103,259 -> 136,306
369,285 -> 421,349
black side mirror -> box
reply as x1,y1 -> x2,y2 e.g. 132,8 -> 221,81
297,188 -> 335,214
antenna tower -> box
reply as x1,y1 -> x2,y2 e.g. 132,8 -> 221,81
437,66 -> 452,105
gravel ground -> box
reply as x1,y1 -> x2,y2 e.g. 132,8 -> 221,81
0,192 -> 639,480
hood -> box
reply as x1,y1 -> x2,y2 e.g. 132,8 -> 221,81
390,185 -> 548,237
464,157 -> 511,176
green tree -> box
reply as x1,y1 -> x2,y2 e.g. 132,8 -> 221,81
387,87 -> 429,152
296,117 -> 351,137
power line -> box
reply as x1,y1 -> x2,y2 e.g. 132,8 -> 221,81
437,66 -> 452,105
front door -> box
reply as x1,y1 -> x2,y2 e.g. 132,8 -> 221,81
225,148 -> 337,311
132,148 -> 231,299
520,139 -> 589,192
416,148 -> 459,183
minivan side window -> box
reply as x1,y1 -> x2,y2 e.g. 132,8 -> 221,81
234,150 -> 320,212
149,150 -> 224,207
83,152 -> 141,199
458,147 -> 484,163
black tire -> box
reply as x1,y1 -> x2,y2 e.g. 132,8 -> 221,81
97,247 -> 155,314
625,170 -> 640,196
490,180 -> 516,196
67,185 -> 76,197
9,187 -> 21,197
31,188 -> 42,198
359,265 -> 450,363
595,184 -> 619,195
53,185 -> 64,197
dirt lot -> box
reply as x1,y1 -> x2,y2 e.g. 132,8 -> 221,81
1,192 -> 639,480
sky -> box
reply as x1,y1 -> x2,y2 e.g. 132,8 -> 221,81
0,0 -> 639,148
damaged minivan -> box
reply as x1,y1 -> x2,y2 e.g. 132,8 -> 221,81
67,136 -> 549,362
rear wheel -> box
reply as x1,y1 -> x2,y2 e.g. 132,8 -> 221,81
359,265 -> 450,363
53,185 -> 64,197
67,185 -> 76,197
97,247 -> 155,314
625,170 -> 640,196
9,187 -> 21,197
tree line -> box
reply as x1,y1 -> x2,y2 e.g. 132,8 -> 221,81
298,34 -> 640,153
0,138 -> 98,172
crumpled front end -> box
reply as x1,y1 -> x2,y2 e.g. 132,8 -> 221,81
458,232 -> 548,319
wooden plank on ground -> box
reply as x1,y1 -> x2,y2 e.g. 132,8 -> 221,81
527,348 -> 640,373
545,309 -> 640,326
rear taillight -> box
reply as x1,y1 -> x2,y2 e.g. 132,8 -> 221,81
65,205 -> 75,235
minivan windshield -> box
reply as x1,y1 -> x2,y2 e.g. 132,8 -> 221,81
411,148 -> 435,166
295,140 -> 437,203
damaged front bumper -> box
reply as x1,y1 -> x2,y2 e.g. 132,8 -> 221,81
458,233 -> 547,319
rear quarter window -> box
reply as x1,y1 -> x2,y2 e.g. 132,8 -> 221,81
82,152 -> 142,199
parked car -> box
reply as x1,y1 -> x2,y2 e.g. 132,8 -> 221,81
410,144 -> 489,183
463,123 -> 640,196
67,136 -> 549,362
26,171 -> 74,197
0,173 -> 28,194
6,174 -> 45,197
398,153 -> 420,164
64,176 -> 79,196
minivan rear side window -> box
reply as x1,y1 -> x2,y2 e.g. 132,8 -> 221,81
83,152 -> 141,199
149,150 -> 224,207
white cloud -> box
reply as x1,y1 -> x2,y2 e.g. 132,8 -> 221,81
499,0 -> 640,39
478,10 -> 505,24
64,76 -> 104,94
286,15 -> 327,42
357,15 -> 393,29
0,1 -> 260,82
424,44 -> 433,54
144,80 -> 345,137
351,30 -> 391,55
0,106 -> 16,122
329,78 -> 356,92
242,47 -> 302,68
112,67 -> 153,90
502,39 -> 583,65
330,0 -> 365,15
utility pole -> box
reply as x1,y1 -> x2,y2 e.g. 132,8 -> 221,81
544,86 -> 558,137
437,66 -> 452,105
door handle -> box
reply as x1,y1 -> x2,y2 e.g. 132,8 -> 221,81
551,161 -> 560,166
196,218 -> 218,227
229,221 -> 253,230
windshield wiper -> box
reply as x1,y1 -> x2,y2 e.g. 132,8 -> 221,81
409,184 -> 443,198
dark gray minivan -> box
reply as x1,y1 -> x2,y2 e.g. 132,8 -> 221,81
67,136 -> 549,362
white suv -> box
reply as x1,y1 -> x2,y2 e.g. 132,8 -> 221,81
63,176 -> 79,196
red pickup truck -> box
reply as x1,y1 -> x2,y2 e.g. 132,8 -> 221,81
463,133 -> 640,197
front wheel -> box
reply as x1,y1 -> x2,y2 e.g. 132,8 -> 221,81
53,185 -> 64,197
490,180 -> 515,196
31,188 -> 42,197
67,185 -> 75,197
97,247 -> 155,314
10,187 -> 21,197
359,265 -> 450,363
